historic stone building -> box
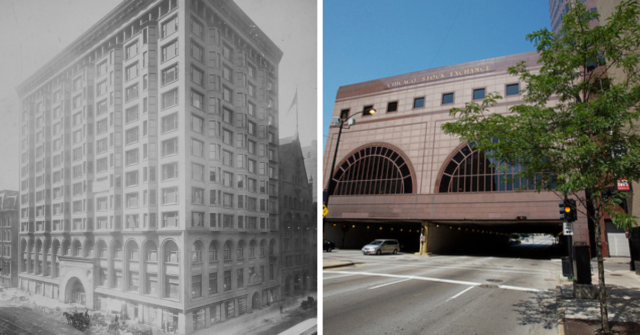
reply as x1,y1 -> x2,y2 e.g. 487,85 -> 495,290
16,0 -> 282,333
278,136 -> 316,299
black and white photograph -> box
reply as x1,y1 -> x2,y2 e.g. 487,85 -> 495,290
0,0 -> 317,334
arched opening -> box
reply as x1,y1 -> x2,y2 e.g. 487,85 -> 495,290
252,292 -> 261,310
96,240 -> 108,287
208,240 -> 218,263
35,239 -> 42,275
260,239 -> 267,258
249,240 -> 257,258
224,240 -> 233,261
51,239 -> 60,278
162,240 -> 180,300
237,240 -> 246,260
72,240 -> 82,257
330,144 -> 414,195
126,240 -> 139,291
192,241 -> 203,263
143,240 -> 158,296
67,277 -> 86,305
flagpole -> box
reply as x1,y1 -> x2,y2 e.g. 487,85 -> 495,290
296,88 -> 299,138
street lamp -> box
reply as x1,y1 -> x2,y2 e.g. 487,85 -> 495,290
324,108 -> 376,207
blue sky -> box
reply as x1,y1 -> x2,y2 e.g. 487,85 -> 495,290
322,0 -> 552,150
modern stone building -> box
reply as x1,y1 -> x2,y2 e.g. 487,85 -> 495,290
16,0 -> 282,333
278,136 -> 316,298
322,52 -> 589,253
0,190 -> 19,287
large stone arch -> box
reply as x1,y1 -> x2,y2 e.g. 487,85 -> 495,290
59,270 -> 94,308
329,142 -> 416,196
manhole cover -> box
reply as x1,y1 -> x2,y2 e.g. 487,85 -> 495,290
610,274 -> 622,277
486,279 -> 504,283
480,284 -> 498,289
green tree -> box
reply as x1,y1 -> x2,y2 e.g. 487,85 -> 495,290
442,1 -> 640,333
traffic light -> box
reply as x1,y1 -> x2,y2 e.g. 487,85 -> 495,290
559,199 -> 577,222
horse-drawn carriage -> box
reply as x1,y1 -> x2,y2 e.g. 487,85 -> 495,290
63,310 -> 91,331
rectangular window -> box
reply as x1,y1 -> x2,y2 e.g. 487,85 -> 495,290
506,83 -> 519,96
191,66 -> 204,86
97,100 -> 108,116
413,97 -> 424,109
222,86 -> 232,103
192,211 -> 204,227
191,42 -> 203,62
125,127 -> 139,145
473,88 -> 485,100
191,114 -> 203,133
248,101 -> 256,117
224,271 -> 231,291
191,18 -> 203,38
125,106 -> 139,124
125,84 -> 138,102
192,275 -> 202,298
161,40 -> 179,62
209,273 -> 217,294
96,81 -> 108,96
192,163 -> 204,181
162,89 -> 178,109
125,63 -> 139,81
442,92 -> 454,104
162,113 -> 179,133
191,90 -> 204,109
162,138 -> 178,156
96,119 -> 108,135
387,101 -> 398,112
222,129 -> 233,146
161,64 -> 179,85
223,44 -> 232,60
163,211 -> 179,228
223,193 -> 233,208
125,193 -> 139,208
222,108 -> 233,125
223,65 -> 232,82
125,171 -> 139,187
237,269 -> 243,288
125,41 -> 138,59
125,149 -> 139,166
192,139 -> 204,157
162,16 -> 179,38
162,187 -> 178,204
222,150 -> 233,167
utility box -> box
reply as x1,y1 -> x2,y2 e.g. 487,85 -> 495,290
573,245 -> 592,284
561,256 -> 572,278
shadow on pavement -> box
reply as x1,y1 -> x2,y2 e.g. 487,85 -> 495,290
511,290 -> 558,330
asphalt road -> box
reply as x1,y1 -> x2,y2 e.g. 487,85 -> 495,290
0,306 -> 83,335
324,238 -> 561,335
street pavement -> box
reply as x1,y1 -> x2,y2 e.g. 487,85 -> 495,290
324,237 -> 561,335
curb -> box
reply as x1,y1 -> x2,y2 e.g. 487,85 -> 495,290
556,276 -> 565,335
322,262 -> 355,269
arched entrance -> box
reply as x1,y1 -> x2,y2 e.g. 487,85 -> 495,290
66,277 -> 86,305
252,292 -> 261,310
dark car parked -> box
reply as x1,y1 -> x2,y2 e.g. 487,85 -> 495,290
324,239 -> 336,252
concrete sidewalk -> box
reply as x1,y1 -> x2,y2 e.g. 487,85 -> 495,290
556,257 -> 640,334
322,260 -> 355,269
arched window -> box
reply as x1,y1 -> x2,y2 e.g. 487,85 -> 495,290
145,241 -> 157,262
209,241 -> 218,262
437,142 -> 534,193
260,239 -> 267,257
192,241 -> 203,263
224,241 -> 233,261
164,240 -> 179,263
249,240 -> 257,258
97,240 -> 108,259
237,240 -> 246,260
72,240 -> 82,257
127,241 -> 139,261
330,145 -> 413,195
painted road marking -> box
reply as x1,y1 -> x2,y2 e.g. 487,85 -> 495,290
327,270 -> 546,293
368,278 -> 412,290
446,286 -> 474,302
323,273 -> 358,280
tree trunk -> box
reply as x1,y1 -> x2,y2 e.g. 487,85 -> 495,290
591,196 -> 610,333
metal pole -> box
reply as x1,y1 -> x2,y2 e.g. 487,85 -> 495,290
324,120 -> 344,205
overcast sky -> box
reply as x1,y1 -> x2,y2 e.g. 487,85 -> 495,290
0,0 -> 317,191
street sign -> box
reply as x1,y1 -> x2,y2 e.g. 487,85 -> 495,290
323,205 -> 328,218
563,222 -> 573,236
617,178 -> 631,191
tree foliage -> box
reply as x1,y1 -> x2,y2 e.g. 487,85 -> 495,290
442,1 -> 640,333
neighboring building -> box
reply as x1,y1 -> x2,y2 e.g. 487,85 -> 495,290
15,0 -> 282,334
549,0 -> 598,33
279,136 -> 316,298
301,139 -> 317,203
322,52 -> 591,253
0,190 -> 19,287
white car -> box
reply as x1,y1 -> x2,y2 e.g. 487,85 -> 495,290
362,239 -> 399,255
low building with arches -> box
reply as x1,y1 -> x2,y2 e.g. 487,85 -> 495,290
323,51 -> 592,254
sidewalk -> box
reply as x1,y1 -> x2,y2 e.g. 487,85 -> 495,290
557,257 -> 640,334
322,260 -> 354,269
